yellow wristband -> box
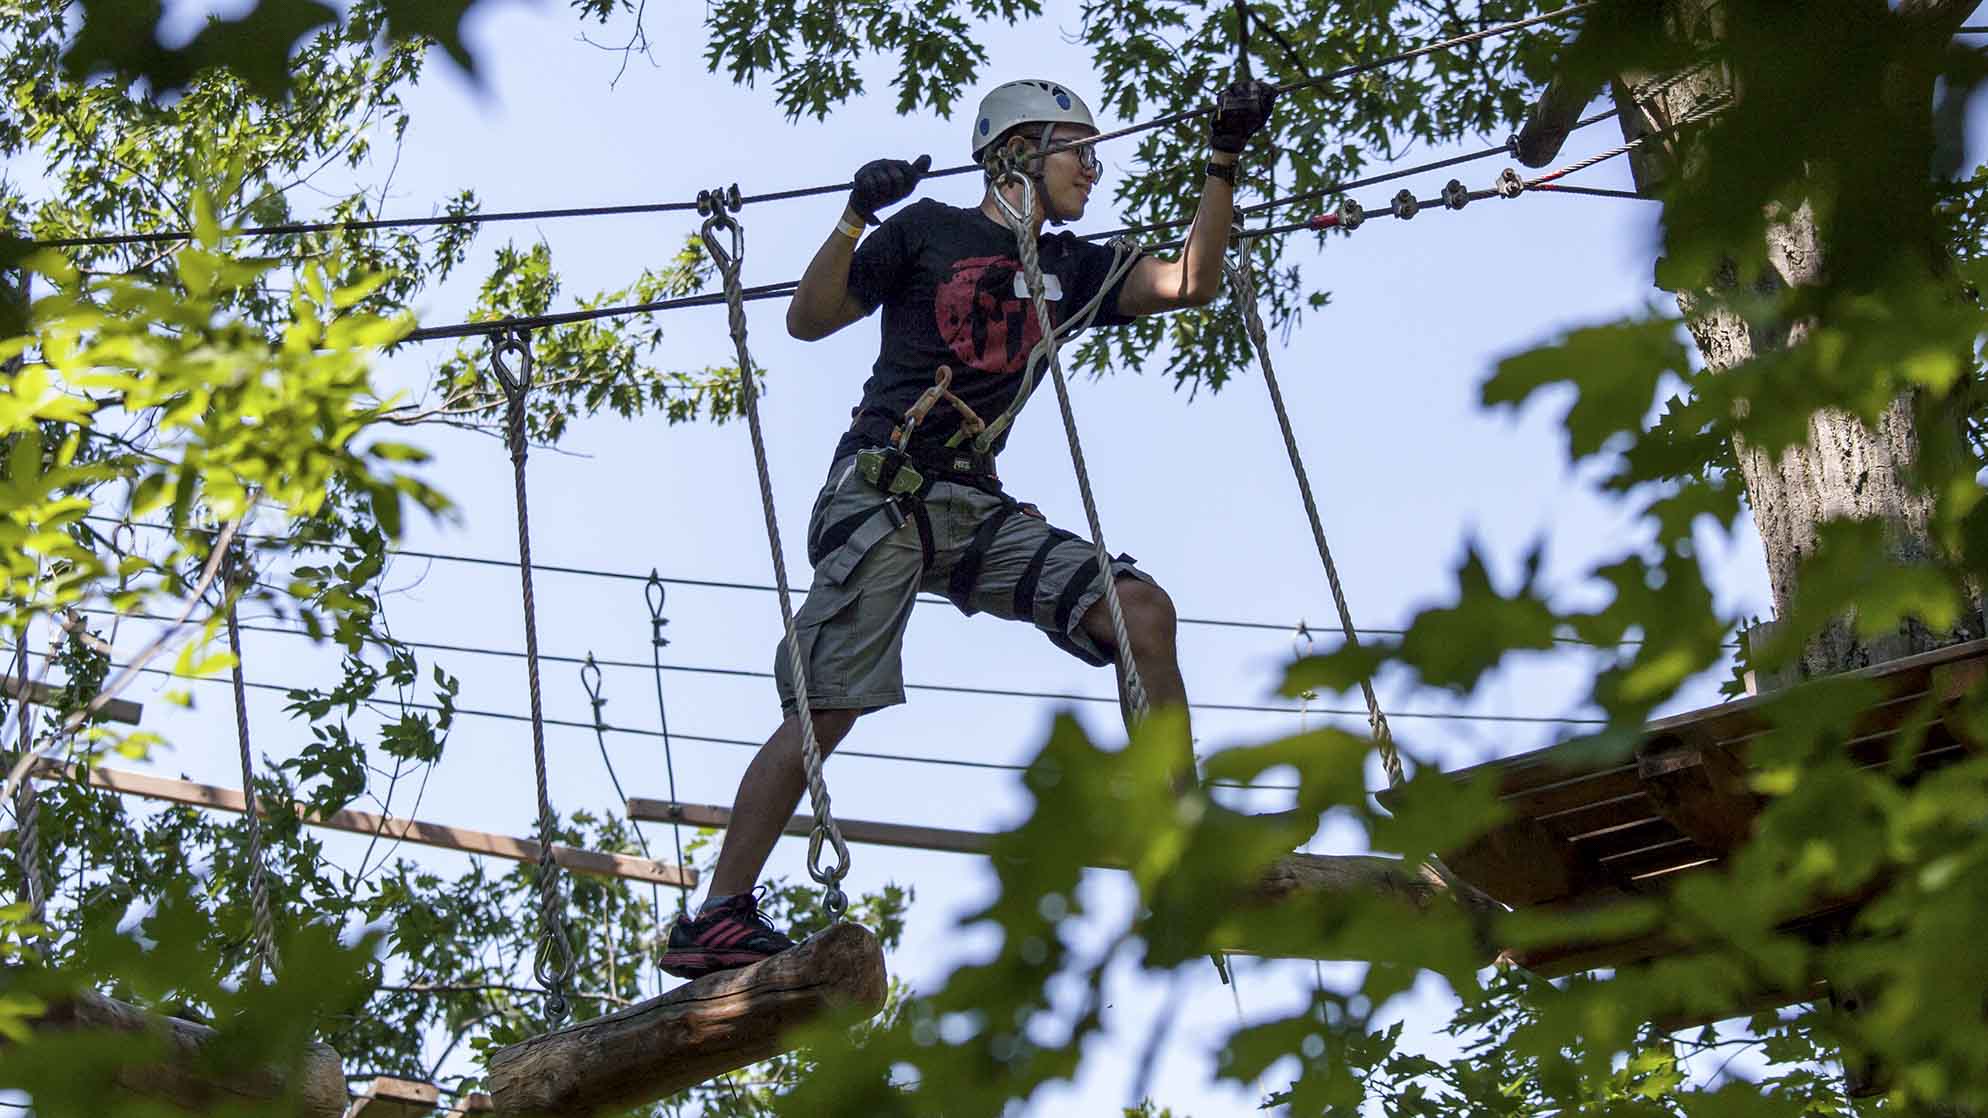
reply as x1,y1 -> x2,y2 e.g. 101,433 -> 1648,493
836,217 -> 864,241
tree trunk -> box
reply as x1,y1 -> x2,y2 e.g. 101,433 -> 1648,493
1617,3 -> 1986,1108
1616,0 -> 1983,680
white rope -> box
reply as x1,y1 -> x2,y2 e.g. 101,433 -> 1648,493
989,172 -> 1150,718
1225,246 -> 1401,787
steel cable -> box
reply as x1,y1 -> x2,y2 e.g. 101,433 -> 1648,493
1225,245 -> 1398,787
30,5 -> 1594,253
642,576 -> 690,920
490,331 -> 577,1025
699,195 -> 852,919
223,550 -> 283,981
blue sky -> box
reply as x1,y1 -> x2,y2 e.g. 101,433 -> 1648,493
42,0 -> 1988,1112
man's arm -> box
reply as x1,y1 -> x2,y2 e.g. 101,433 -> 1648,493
786,154 -> 931,341
785,204 -> 871,341
1113,151 -> 1238,316
1114,80 -> 1277,318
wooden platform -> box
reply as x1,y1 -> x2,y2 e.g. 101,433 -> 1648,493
1385,638 -> 1988,977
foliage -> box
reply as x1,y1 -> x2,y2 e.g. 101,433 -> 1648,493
4,0 -> 1988,1114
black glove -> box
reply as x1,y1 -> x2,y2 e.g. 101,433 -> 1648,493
849,154 -> 932,224
1209,79 -> 1278,155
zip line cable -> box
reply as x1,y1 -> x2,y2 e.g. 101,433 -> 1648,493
400,118 -> 1646,343
28,4 -> 1595,253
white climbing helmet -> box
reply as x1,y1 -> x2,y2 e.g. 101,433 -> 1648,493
970,79 -> 1098,164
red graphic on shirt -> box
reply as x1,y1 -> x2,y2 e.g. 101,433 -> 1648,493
934,254 -> 1045,375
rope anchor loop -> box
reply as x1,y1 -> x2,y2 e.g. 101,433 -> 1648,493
491,329 -> 534,398
580,653 -> 605,726
645,571 -> 670,647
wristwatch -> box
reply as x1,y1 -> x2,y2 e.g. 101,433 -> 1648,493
1206,160 -> 1238,186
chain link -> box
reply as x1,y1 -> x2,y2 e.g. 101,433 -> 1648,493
698,197 -> 852,918
491,331 -> 577,1023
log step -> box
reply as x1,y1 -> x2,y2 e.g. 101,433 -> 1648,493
33,988 -> 345,1116
486,922 -> 887,1116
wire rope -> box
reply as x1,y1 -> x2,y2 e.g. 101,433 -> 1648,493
641,575 -> 689,919
29,4 -> 1595,252
223,545 -> 283,980
700,192 -> 853,918
489,331 -> 577,1025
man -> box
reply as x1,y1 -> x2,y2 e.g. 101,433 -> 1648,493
661,76 -> 1277,978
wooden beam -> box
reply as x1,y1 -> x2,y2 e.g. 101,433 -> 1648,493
1513,73 -> 1603,167
347,1077 -> 439,1118
485,922 -> 887,1116
1444,815 -> 1610,907
629,798 -> 999,859
35,987 -> 345,1117
1,675 -> 143,725
37,761 -> 696,889
445,1093 -> 492,1116
1636,729 -> 1758,855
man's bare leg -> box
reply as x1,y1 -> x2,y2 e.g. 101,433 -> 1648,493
1080,576 -> 1195,789
705,708 -> 861,901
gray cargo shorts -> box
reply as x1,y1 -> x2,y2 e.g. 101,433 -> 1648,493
774,455 -> 1156,716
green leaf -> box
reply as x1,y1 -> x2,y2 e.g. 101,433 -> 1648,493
1484,319 -> 1690,460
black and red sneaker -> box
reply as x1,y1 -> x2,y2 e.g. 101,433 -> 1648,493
659,887 -> 797,978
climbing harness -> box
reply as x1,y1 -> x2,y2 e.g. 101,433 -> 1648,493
854,365 -> 986,497
699,186 -> 853,919
987,162 -> 1150,717
490,329 -> 579,1023
223,543 -> 282,980
641,573 -> 689,918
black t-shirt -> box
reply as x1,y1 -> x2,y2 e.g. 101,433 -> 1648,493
832,199 -> 1139,463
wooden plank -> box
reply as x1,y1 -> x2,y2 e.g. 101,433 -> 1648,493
1437,637 -> 1988,794
2,675 -> 143,726
630,798 -> 1000,859
37,761 -> 696,889
347,1077 -> 439,1118
36,988 -> 345,1117
486,922 -> 887,1116
445,1093 -> 492,1116
1443,815 -> 1608,907
1635,732 -> 1758,855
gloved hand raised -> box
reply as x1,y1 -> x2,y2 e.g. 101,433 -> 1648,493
849,154 -> 933,224
1209,79 -> 1278,155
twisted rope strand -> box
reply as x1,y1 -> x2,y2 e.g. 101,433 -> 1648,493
700,203 -> 852,918
993,174 -> 1150,719
224,568 -> 282,980
1227,249 -> 1398,787
493,333 -> 577,1025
